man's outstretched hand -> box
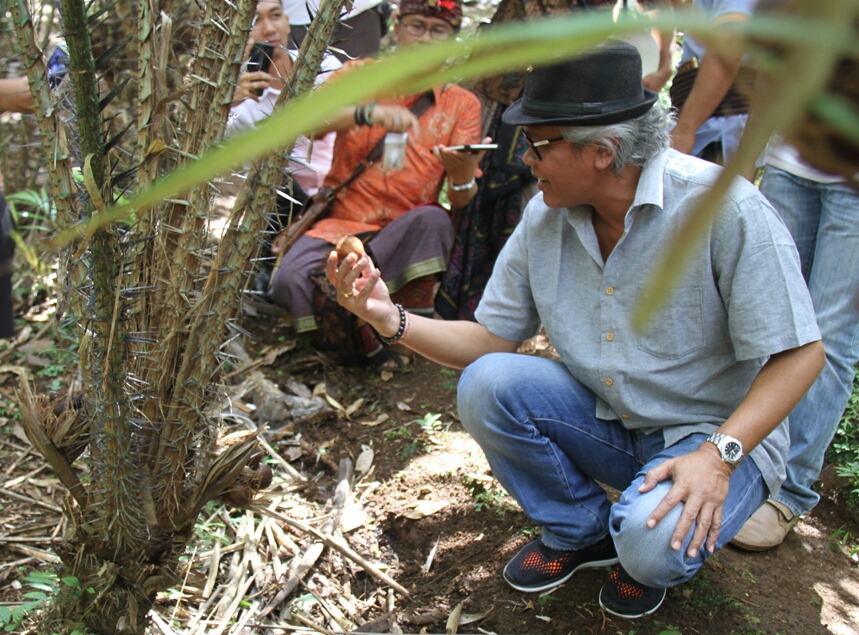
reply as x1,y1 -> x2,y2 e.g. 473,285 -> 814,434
325,250 -> 400,339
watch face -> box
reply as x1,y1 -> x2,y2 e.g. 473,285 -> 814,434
723,441 -> 742,460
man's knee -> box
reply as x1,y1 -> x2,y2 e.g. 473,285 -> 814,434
610,481 -> 698,588
457,353 -> 514,435
408,204 -> 452,228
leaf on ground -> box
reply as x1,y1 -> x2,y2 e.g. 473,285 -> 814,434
396,401 -> 413,412
446,601 -> 464,634
12,422 -> 29,445
458,611 -> 490,626
380,370 -> 393,382
12,325 -> 32,344
345,398 -> 365,417
261,342 -> 297,365
0,365 -> 30,380
324,393 -> 345,412
23,307 -> 51,322
404,499 -> 448,519
25,354 -> 51,368
360,413 -> 389,427
312,382 -> 326,397
340,501 -> 368,533
421,535 -> 440,574
18,339 -> 53,354
355,445 -> 374,474
425,434 -> 445,446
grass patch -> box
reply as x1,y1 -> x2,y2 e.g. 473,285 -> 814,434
828,369 -> 859,505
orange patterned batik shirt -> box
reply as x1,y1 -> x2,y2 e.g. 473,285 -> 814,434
304,59 -> 482,245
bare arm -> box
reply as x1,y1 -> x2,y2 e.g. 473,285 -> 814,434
313,103 -> 419,138
641,339 -> 825,556
642,26 -> 675,92
0,77 -> 34,114
671,12 -> 748,154
710,340 -> 826,451
327,251 -> 520,368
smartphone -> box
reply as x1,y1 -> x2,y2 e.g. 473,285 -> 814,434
447,143 -> 499,153
246,42 -> 275,96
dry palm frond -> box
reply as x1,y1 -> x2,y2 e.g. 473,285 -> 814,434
16,380 -> 88,509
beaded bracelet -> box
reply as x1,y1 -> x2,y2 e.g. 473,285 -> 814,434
376,303 -> 409,345
450,177 -> 476,192
354,102 -> 377,126
364,102 -> 376,125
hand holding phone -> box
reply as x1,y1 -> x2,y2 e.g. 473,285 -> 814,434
246,42 -> 275,96
446,143 -> 499,153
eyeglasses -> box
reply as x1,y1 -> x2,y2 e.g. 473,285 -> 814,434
401,20 -> 454,40
523,132 -> 566,160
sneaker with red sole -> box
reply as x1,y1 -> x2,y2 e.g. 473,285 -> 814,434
502,535 -> 618,593
599,565 -> 666,619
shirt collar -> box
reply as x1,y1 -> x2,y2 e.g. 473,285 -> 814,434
629,149 -> 667,213
564,149 -> 669,229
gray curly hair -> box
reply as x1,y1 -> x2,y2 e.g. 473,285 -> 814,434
560,103 -> 674,175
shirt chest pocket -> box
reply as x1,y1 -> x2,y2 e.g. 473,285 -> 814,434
637,286 -> 706,360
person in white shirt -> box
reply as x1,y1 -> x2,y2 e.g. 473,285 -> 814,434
227,0 -> 341,196
731,140 -> 859,550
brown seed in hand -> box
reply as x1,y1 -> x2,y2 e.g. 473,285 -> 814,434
335,235 -> 366,260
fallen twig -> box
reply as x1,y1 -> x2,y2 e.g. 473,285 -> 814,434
6,543 -> 60,563
260,459 -> 358,616
290,611 -> 338,635
0,486 -> 62,512
254,504 -> 410,597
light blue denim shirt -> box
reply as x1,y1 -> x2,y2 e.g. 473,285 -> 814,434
475,149 -> 820,496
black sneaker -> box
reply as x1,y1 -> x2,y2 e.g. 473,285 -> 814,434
502,535 -> 619,593
599,565 -> 666,619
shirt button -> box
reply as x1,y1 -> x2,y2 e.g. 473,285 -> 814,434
605,287 -> 614,295
621,414 -> 630,420
604,377 -> 613,386
606,332 -> 614,341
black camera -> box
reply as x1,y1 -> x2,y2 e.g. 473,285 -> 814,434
246,42 -> 275,96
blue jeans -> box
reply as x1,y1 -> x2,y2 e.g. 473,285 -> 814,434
458,353 -> 767,589
761,166 -> 859,517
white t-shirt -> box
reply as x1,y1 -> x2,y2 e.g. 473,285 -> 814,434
227,50 -> 341,195
765,137 -> 844,184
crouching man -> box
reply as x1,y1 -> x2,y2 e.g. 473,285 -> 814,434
328,41 -> 824,617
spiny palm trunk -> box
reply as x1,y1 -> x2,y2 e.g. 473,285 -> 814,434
12,0 -> 343,630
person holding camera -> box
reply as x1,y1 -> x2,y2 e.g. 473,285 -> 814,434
228,0 -> 341,197
267,0 -> 486,370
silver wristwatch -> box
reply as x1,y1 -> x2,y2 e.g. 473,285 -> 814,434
707,432 -> 745,468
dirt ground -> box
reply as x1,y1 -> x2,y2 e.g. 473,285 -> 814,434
243,312 -> 859,635
2,309 -> 859,634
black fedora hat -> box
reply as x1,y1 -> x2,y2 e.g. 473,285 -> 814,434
503,40 -> 658,127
